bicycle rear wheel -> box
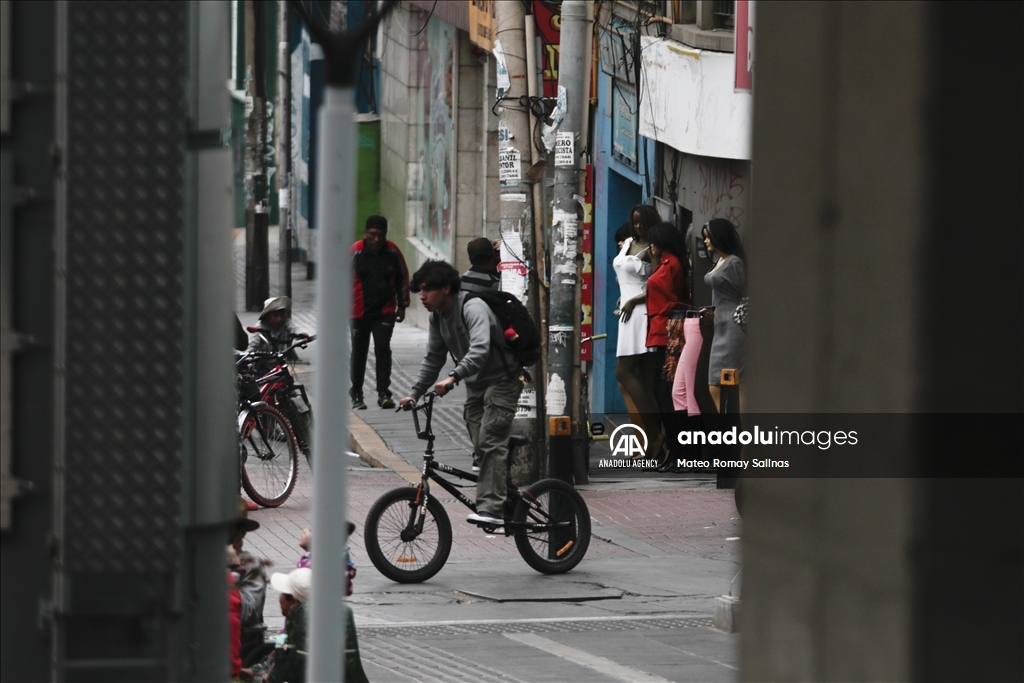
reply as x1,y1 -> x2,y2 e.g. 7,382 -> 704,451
364,487 -> 452,583
240,403 -> 298,507
513,478 -> 591,574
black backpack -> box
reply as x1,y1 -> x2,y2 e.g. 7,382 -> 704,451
463,290 -> 541,376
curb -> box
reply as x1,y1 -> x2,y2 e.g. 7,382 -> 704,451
348,412 -> 421,485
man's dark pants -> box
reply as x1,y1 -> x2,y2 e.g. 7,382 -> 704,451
350,314 -> 396,400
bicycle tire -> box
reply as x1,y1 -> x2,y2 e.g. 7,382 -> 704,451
364,487 -> 452,583
239,402 -> 298,508
513,478 -> 591,574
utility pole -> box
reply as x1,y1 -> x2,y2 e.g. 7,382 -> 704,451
245,0 -> 270,310
277,0 -> 291,298
547,0 -> 587,484
523,7 -> 549,446
495,1 -> 544,482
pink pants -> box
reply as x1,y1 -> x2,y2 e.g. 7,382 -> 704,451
672,318 -> 703,414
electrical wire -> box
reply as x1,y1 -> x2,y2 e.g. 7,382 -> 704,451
409,0 -> 436,37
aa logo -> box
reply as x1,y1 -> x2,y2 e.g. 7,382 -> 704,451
610,424 -> 648,458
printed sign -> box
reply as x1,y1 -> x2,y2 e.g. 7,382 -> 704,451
493,39 -> 510,94
499,147 -> 521,183
469,0 -> 496,52
554,132 -> 574,167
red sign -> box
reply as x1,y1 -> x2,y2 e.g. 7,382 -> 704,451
580,164 -> 593,361
533,1 -> 561,97
735,1 -> 754,92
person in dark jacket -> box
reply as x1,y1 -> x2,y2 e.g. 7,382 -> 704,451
350,215 -> 411,410
460,237 -> 501,471
460,237 -> 501,294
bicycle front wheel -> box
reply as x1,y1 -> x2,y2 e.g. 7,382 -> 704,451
514,478 -> 591,574
240,403 -> 298,507
364,487 -> 452,583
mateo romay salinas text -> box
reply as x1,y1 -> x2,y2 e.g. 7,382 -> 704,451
677,426 -> 859,450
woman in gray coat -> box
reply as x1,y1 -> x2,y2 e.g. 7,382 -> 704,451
701,219 -> 747,413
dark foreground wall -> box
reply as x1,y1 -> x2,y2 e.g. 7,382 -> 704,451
1,3 -> 237,681
743,1 -> 1022,680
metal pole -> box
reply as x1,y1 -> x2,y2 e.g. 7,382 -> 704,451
307,83 -> 354,683
548,0 -> 587,483
571,1 -> 595,484
523,9 -> 548,468
277,0 -> 292,298
291,4 -> 396,677
244,0 -> 270,310
494,0 -> 543,482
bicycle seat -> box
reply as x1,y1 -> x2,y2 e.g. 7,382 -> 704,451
508,434 -> 529,449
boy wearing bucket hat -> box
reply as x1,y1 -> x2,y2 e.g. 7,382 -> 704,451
245,296 -> 309,358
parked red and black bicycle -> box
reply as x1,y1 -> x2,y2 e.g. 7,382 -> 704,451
236,334 -> 316,507
243,328 -> 316,468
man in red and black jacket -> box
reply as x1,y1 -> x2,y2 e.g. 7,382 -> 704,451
350,215 -> 410,409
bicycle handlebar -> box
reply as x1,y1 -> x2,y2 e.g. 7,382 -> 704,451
396,391 -> 436,413
236,334 -> 317,366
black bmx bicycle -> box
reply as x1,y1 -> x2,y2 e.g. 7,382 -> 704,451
363,392 -> 592,583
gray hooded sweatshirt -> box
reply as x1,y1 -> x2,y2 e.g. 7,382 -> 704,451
410,291 -> 519,397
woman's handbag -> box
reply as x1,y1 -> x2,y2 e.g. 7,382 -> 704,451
732,297 -> 748,332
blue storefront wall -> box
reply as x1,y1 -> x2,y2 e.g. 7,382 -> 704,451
591,72 -> 657,419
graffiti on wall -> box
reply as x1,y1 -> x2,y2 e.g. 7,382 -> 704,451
699,161 -> 746,229
409,16 -> 454,258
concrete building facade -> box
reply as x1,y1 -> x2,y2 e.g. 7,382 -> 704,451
377,2 -> 487,326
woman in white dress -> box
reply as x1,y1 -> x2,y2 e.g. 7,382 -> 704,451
613,204 -> 665,459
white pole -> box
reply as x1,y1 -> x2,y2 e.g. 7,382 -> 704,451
307,83 -> 354,682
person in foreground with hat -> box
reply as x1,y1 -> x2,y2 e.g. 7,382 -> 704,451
227,498 -> 272,668
242,567 -> 311,683
288,525 -> 370,683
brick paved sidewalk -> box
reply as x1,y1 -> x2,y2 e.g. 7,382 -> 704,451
242,456 -> 739,631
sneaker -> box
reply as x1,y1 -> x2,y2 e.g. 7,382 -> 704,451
466,510 -> 504,526
378,394 -> 396,409
471,454 -> 480,472
245,499 -> 259,511
351,397 -> 367,410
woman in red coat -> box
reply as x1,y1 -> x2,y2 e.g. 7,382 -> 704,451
645,223 -> 691,469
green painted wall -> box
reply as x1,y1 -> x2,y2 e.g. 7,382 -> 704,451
355,115 -> 381,233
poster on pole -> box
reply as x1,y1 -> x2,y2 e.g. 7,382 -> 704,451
499,147 -> 521,184
554,132 -> 574,167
